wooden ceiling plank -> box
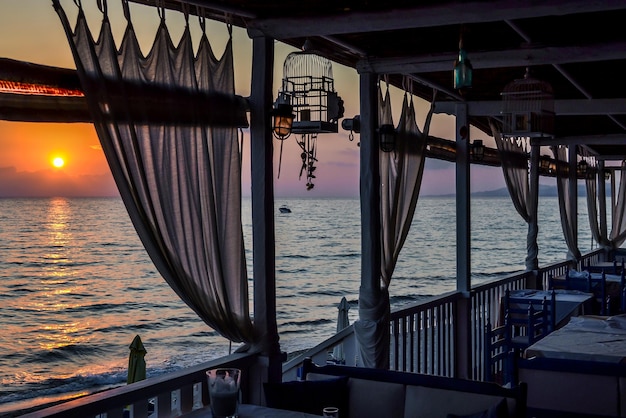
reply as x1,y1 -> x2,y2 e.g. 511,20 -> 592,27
247,0 -> 626,39
357,41 -> 626,74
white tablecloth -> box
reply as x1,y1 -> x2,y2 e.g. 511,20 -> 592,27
183,404 -> 324,417
524,315 -> 626,363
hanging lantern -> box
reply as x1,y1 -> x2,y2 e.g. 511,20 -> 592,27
378,124 -> 396,152
453,38 -> 472,91
471,139 -> 485,161
501,68 -> 555,138
539,155 -> 552,174
272,102 -> 295,140
577,160 -> 588,178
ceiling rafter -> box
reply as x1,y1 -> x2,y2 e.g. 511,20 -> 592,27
434,99 -> 626,118
357,41 -> 626,74
247,0 -> 626,39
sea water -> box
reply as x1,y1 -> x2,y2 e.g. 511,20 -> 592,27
0,196 -> 601,415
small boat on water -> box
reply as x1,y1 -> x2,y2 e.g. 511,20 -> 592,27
279,205 -> 291,213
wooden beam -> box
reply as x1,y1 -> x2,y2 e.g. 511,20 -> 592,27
534,134 -> 626,146
0,93 -> 90,123
357,41 -> 626,74
434,99 -> 626,117
248,0 -> 626,39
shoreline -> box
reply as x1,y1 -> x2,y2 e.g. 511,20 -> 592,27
1,352 -> 311,417
0,386 -> 122,418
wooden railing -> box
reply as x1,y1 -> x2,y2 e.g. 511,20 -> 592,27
389,291 -> 461,376
282,324 -> 357,380
470,270 -> 532,381
385,249 -> 606,380
26,250 -> 609,417
21,352 -> 258,418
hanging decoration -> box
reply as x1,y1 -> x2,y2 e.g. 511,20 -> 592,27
296,133 -> 318,190
453,35 -> 473,92
274,46 -> 344,190
501,67 -> 555,138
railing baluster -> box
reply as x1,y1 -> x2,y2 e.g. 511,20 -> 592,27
409,313 -> 415,373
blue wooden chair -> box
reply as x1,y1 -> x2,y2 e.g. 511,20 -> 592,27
591,272 -> 609,315
584,259 -> 619,274
484,321 -> 513,386
565,269 -> 591,291
619,268 -> 626,314
503,289 -> 555,353
566,270 -> 608,315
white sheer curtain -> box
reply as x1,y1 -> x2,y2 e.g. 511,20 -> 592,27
54,0 -> 256,344
586,171 -> 603,245
381,87 -> 432,287
584,160 -> 611,248
610,162 -> 626,248
552,145 -> 581,261
356,81 -> 432,369
490,121 -> 538,270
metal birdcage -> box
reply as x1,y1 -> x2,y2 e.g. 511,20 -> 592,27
275,51 -> 343,134
501,68 -> 555,138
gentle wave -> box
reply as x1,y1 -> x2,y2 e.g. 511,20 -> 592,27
0,196 -> 604,414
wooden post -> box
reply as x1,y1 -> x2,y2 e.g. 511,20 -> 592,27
598,160 -> 608,252
568,144 -> 579,262
249,35 -> 282,395
356,71 -> 387,368
455,103 -> 471,379
527,142 -> 540,287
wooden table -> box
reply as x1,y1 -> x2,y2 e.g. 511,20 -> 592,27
524,315 -> 626,363
183,404 -> 323,417
520,315 -> 626,416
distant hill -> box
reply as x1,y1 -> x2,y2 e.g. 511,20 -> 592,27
430,184 -> 610,198
481,184 -> 612,197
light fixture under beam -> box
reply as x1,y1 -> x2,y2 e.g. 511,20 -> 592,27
378,124 -> 396,152
471,139 -> 484,161
272,103 -> 295,140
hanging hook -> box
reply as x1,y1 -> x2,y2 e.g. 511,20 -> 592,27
197,6 -> 206,34
181,2 -> 190,25
156,0 -> 165,21
121,0 -> 131,22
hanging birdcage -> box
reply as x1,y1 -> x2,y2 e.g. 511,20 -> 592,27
501,68 -> 555,138
275,51 -> 344,134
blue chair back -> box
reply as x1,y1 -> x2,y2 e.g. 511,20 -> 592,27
503,289 -> 555,351
484,321 -> 513,386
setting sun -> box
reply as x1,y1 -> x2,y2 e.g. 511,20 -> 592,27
52,157 -> 65,168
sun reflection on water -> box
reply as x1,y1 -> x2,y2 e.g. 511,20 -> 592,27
30,199 -> 91,352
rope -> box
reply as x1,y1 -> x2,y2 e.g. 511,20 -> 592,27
277,138 -> 285,179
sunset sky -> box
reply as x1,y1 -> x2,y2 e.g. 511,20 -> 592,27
0,0 -> 508,198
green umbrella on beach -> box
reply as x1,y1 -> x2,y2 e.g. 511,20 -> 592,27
127,335 -> 147,384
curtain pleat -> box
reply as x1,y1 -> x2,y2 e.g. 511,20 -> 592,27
356,81 -> 432,369
53,1 -> 256,344
380,90 -> 429,287
552,146 -> 581,261
585,164 -> 611,249
490,121 -> 539,270
610,163 -> 626,248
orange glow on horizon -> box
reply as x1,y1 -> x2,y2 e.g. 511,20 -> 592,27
0,80 -> 83,97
